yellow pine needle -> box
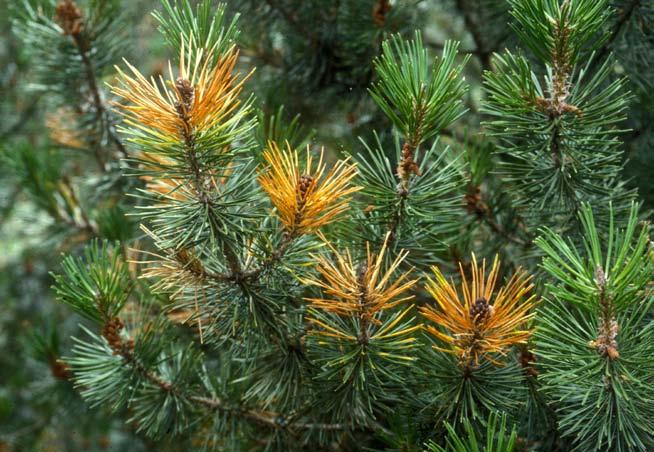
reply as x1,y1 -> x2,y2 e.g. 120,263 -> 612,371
371,306 -> 418,339
257,141 -> 360,234
420,254 -> 537,367
376,352 -> 416,361
307,317 -> 357,341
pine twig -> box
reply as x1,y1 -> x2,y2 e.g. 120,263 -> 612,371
59,175 -> 99,235
102,316 -> 346,432
74,35 -> 127,161
57,0 -> 128,167
191,395 -> 346,431
483,216 -> 531,248
465,184 -> 532,248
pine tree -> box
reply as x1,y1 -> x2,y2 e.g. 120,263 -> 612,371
2,0 -> 653,450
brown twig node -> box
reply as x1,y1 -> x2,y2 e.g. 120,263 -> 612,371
174,77 -> 195,118
55,0 -> 84,36
175,248 -> 206,276
535,96 -> 581,117
49,357 -> 72,380
397,142 -> 422,183
464,184 -> 489,217
519,348 -> 538,377
593,318 -> 620,360
102,317 -> 132,355
589,266 -> 620,360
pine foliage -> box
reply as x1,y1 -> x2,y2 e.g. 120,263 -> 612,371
535,203 -> 654,451
483,0 -> 639,234
2,0 -> 654,450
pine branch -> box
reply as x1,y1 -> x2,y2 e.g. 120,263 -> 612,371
191,395 -> 346,431
535,203 -> 654,450
174,77 -> 247,278
59,175 -> 99,236
484,215 -> 530,248
465,183 -> 532,247
103,316 -> 345,432
62,8 -> 128,169
238,231 -> 297,280
159,235 -> 298,285
367,35 -> 468,249
386,190 -> 408,246
484,1 -> 635,230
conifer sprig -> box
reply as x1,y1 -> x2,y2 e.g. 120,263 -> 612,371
535,203 -> 654,451
155,0 -> 240,59
426,411 -> 518,452
359,32 -> 469,261
52,240 -> 132,323
304,235 -> 417,333
370,34 -> 468,149
111,4 -> 257,254
258,142 -> 361,235
111,40 -> 248,145
370,33 -> 468,183
508,0 -> 611,66
483,0 -> 635,230
354,133 -> 466,264
421,254 -> 536,368
14,0 -> 128,167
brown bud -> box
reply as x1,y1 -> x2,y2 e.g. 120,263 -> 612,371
356,262 -> 368,286
606,346 -> 620,360
50,358 -> 72,380
561,102 -> 582,116
98,437 -> 111,449
297,175 -> 314,200
102,317 -> 125,354
519,349 -> 538,377
175,77 -> 195,116
464,185 -> 489,217
55,0 -> 84,36
469,297 -> 493,324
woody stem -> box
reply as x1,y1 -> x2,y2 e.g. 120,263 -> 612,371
70,32 -> 128,167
